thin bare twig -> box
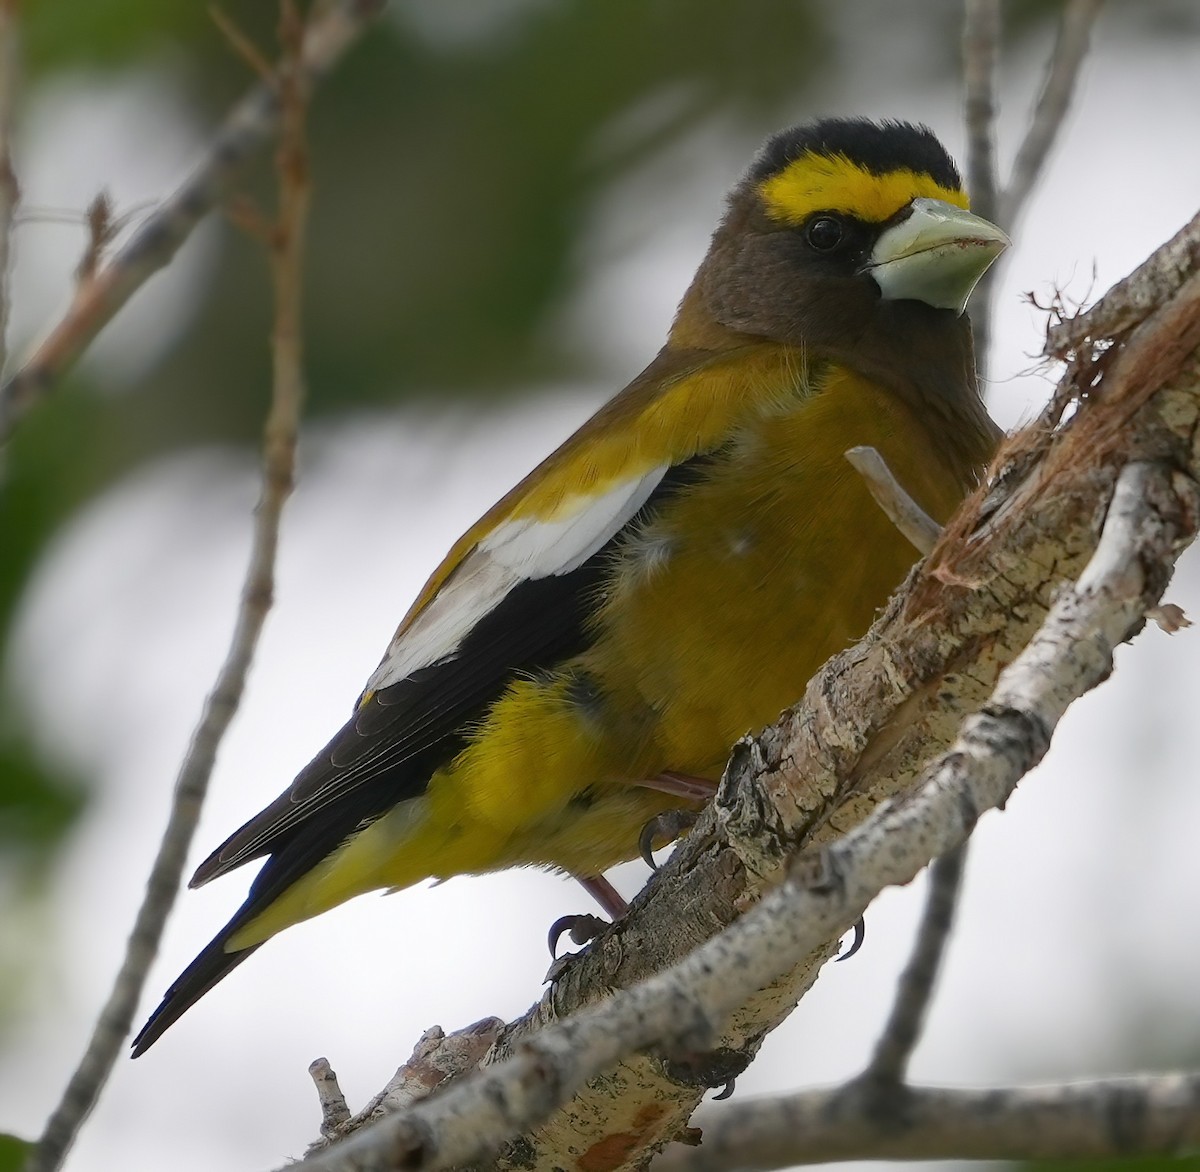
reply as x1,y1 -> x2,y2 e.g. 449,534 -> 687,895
74,192 -> 115,286
657,1072 -> 1200,1170
962,0 -> 1104,372
210,4 -> 277,81
844,446 -> 941,556
961,0 -> 999,225
25,10 -> 313,1171
0,0 -> 383,444
961,0 -> 1001,368
1001,0 -> 1104,229
0,0 -> 21,381
860,842 -> 969,1086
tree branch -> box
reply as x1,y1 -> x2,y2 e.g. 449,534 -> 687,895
0,0 -> 383,444
1001,0 -> 1104,229
961,0 -> 1001,367
24,11 -> 315,1172
859,842 -> 969,1087
291,452 -> 1198,1172
961,0 -> 1000,228
308,1020 -> 506,1149
961,0 -> 1103,369
656,1073 -> 1200,1170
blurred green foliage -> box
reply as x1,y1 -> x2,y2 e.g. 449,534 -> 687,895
0,1134 -> 29,1172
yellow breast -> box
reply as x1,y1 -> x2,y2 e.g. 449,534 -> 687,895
590,364 -> 972,775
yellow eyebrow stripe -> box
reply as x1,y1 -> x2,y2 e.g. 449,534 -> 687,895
759,152 -> 968,225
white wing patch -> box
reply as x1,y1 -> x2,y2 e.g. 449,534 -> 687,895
367,466 -> 668,691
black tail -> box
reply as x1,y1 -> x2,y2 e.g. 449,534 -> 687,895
131,925 -> 260,1057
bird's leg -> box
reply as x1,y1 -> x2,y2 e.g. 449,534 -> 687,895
578,873 -> 630,919
547,874 -> 628,959
639,770 -> 719,801
547,778 -> 717,964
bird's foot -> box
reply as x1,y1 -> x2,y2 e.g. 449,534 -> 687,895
545,873 -> 631,980
547,913 -> 610,959
639,808 -> 701,870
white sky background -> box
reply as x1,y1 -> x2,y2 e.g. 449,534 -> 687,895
4,10 -> 1200,1172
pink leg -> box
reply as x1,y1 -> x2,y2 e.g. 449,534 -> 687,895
576,873 -> 629,919
638,771 -> 719,801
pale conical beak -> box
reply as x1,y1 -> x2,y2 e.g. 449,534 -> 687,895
864,197 -> 1009,315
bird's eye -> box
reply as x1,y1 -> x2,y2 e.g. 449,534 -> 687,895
805,215 -> 844,252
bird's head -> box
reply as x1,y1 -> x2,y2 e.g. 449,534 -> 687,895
673,118 -> 1008,361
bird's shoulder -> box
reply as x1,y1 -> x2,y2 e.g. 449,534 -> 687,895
366,339 -> 806,695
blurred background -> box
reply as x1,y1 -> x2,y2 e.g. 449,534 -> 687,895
2,2 -> 1199,1170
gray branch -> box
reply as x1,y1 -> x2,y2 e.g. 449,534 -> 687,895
860,842 -> 969,1086
844,445 -> 942,555
656,1073 -> 1200,1170
1001,0 -> 1104,229
961,0 -> 1001,367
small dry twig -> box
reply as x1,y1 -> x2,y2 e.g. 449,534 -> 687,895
73,192 -> 116,285
25,9 -> 315,1172
844,445 -> 942,556
307,1019 -> 506,1152
0,0 -> 384,444
210,4 -> 277,82
310,1059 -> 353,1139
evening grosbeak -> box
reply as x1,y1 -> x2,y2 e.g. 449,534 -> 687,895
133,117 -> 1007,1054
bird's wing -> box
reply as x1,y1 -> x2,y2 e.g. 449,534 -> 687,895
190,342 -> 793,888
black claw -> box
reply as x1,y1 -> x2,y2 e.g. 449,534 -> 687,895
547,913 -> 608,959
712,1077 -> 736,1101
638,809 -> 701,871
639,820 -> 660,870
836,915 -> 866,962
